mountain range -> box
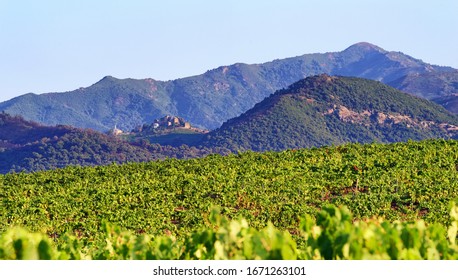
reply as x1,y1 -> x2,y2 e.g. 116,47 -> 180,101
2,74 -> 458,173
1,42 -> 457,131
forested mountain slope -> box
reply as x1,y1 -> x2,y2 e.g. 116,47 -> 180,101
202,75 -> 458,151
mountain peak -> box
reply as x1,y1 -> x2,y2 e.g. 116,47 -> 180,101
97,75 -> 119,83
344,42 -> 386,53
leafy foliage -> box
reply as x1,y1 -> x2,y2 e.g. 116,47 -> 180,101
2,204 -> 458,260
1,139 -> 457,249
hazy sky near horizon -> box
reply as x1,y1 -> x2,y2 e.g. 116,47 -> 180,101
0,0 -> 457,102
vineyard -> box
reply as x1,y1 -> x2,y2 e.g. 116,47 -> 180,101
1,139 -> 458,259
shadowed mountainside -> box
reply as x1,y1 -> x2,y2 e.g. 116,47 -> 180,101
0,113 -> 227,173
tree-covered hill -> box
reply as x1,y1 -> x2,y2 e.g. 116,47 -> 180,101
202,75 -> 458,151
0,113 -> 226,174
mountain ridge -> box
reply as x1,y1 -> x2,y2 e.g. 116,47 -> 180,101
1,42 -> 457,131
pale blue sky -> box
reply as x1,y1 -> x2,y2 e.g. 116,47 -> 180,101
0,0 -> 457,102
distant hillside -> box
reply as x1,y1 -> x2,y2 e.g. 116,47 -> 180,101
0,113 -> 225,173
0,77 -> 172,131
0,113 -> 70,146
433,95 -> 458,114
388,71 -> 458,114
202,75 -> 458,151
0,42 -> 456,131
388,71 -> 458,100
